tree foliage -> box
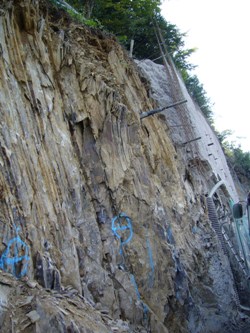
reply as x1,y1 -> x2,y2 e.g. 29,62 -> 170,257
49,0 -> 98,25
216,129 -> 233,143
92,0 -> 161,42
182,73 -> 213,121
216,130 -> 250,176
128,14 -> 197,68
229,146 -> 250,177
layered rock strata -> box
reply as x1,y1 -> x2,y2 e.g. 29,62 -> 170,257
0,1 -> 247,332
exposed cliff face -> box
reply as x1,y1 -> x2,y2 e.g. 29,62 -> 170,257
0,1 -> 248,332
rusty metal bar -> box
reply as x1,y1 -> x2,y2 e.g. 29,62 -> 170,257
181,136 -> 202,146
140,99 -> 187,119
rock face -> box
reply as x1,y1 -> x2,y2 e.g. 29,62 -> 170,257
0,1 -> 248,332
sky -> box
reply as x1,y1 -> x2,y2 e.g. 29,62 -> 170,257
160,0 -> 250,152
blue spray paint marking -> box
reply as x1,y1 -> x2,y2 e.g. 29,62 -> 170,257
112,214 -> 148,321
0,227 -> 30,278
111,213 -> 133,245
192,226 -> 197,234
130,274 -> 141,300
130,274 -> 148,317
146,238 -> 155,288
166,225 -> 175,245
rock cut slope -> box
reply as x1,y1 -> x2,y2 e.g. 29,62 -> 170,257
0,1 -> 247,332
137,59 -> 238,202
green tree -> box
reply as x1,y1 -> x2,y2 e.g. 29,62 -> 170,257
232,147 -> 250,175
131,14 -> 196,65
92,0 -> 161,41
216,129 -> 233,144
183,73 -> 213,121
219,138 -> 250,177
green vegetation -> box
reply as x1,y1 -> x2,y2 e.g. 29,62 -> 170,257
216,130 -> 250,177
66,0 -> 95,18
49,0 -> 98,27
92,0 -> 161,42
183,73 -> 213,122
227,146 -> 250,178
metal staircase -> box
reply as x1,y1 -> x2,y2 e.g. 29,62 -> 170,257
206,196 -> 243,307
207,197 -> 228,253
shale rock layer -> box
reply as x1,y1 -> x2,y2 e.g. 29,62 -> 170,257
0,1 -> 244,332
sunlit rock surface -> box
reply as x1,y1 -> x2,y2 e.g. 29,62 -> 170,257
0,1 -> 249,332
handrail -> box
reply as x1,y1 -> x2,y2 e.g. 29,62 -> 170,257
239,304 -> 250,312
208,180 -> 225,198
